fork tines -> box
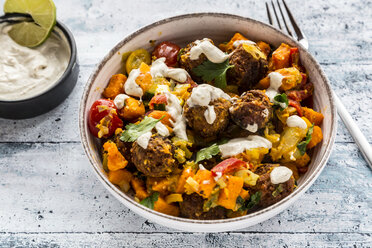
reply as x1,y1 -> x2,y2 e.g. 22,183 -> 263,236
266,0 -> 302,39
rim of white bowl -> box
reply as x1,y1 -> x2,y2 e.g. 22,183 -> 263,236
79,12 -> 337,230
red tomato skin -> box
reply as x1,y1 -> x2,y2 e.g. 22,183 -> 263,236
287,82 -> 314,103
149,94 -> 168,109
288,99 -> 303,117
211,158 -> 247,176
88,99 -> 123,138
185,76 -> 198,89
289,47 -> 299,65
152,41 -> 180,67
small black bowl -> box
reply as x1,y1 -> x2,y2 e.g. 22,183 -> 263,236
0,14 -> 79,119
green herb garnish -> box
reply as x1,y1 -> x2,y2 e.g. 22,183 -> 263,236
236,195 -> 245,210
239,191 -> 262,211
246,191 -> 262,209
297,124 -> 314,155
203,189 -> 220,212
120,116 -> 162,142
192,59 -> 234,89
177,48 -> 185,61
195,143 -> 220,163
273,93 -> 289,110
272,184 -> 284,197
140,192 -> 159,209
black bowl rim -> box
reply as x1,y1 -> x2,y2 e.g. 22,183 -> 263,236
0,14 -> 77,103
79,12 -> 337,226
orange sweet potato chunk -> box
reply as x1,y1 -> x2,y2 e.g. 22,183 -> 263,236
271,43 -> 291,70
218,176 -> 244,210
194,169 -> 216,199
307,125 -> 323,149
118,97 -> 145,121
103,74 -> 126,99
154,197 -> 180,216
103,142 -> 128,171
302,107 -> 324,126
131,177 -> 149,201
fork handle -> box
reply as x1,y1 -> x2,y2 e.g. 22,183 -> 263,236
333,90 -> 372,169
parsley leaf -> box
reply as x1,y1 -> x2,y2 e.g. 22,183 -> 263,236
195,143 -> 220,163
273,93 -> 289,110
239,191 -> 262,211
140,192 -> 159,209
297,124 -> 314,155
192,59 -> 234,89
120,116 -> 162,142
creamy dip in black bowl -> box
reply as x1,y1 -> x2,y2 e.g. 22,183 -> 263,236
0,14 -> 79,119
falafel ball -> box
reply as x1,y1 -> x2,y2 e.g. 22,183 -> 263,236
183,98 -> 231,138
131,135 -> 178,177
229,90 -> 272,133
180,193 -> 226,220
253,164 -> 295,208
178,39 -> 213,82
227,44 -> 268,91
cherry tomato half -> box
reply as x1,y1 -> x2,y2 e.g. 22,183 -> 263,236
211,158 -> 247,177
88,99 -> 123,138
149,94 -> 168,110
126,49 -> 151,74
152,41 -> 181,67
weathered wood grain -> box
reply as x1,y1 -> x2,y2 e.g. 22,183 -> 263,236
0,142 -> 370,233
0,232 -> 371,248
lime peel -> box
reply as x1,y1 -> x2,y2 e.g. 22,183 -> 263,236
3,0 -> 57,47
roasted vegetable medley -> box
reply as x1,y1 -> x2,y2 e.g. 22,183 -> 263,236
87,32 -> 324,219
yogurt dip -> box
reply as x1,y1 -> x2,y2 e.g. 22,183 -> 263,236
0,23 -> 71,101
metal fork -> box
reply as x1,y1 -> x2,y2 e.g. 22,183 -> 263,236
266,0 -> 372,169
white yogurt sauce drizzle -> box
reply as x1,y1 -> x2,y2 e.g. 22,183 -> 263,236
164,92 -> 188,140
233,40 -> 256,47
262,108 -> 269,118
124,68 -> 143,98
266,72 -> 284,102
245,123 -> 258,133
113,93 -> 130,109
286,115 -> 307,129
150,57 -> 189,82
187,84 -> 231,107
136,131 -> 152,149
270,166 -> 293,184
218,135 -> 272,158
0,23 -> 70,101
155,121 -> 170,137
186,84 -> 231,124
204,105 -> 216,124
190,39 -> 229,63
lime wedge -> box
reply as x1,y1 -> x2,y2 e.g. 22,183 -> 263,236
3,0 -> 56,47
7,22 -> 50,47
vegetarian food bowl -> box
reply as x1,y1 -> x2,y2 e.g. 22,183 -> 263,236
79,13 -> 336,232
0,14 -> 79,119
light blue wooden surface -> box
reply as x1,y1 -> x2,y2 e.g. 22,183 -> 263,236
0,0 -> 371,247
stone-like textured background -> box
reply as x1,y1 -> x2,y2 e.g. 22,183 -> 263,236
0,0 -> 371,247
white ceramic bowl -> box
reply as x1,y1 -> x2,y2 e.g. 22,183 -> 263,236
79,13 -> 337,232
